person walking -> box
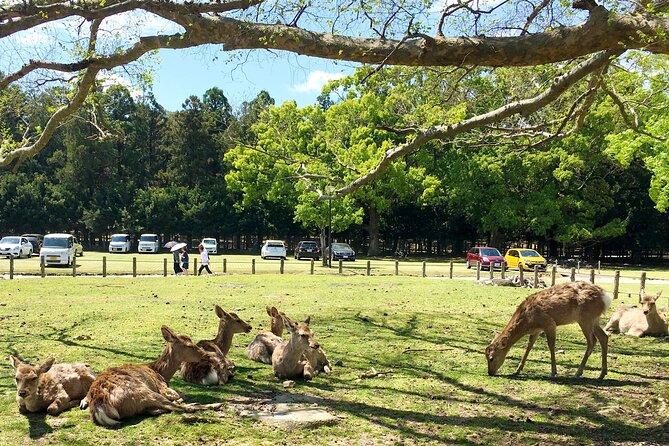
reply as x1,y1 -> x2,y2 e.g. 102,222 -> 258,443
180,246 -> 190,275
198,244 -> 213,275
173,246 -> 182,275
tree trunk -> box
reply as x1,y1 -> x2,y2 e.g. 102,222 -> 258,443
320,226 -> 328,267
367,206 -> 381,257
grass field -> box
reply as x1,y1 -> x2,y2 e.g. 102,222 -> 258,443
0,275 -> 668,445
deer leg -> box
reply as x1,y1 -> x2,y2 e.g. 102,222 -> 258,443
592,325 -> 608,380
544,325 -> 558,378
576,321 -> 597,377
514,333 -> 539,375
47,396 -> 80,415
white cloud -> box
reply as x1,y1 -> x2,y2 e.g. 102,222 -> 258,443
293,70 -> 345,93
99,73 -> 144,100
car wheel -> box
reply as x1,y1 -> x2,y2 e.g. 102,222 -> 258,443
315,257 -> 319,262
28,250 -> 33,258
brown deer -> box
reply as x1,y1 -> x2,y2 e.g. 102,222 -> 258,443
605,289 -> 667,337
86,326 -> 222,426
9,356 -> 95,415
181,305 -> 252,385
485,281 -> 611,379
247,306 -> 284,364
271,312 -> 321,380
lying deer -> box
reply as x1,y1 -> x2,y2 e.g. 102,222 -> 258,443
10,356 -> 95,415
181,305 -> 252,385
485,281 -> 610,379
86,326 -> 222,426
247,306 -> 284,364
272,313 -> 321,380
605,290 -> 667,337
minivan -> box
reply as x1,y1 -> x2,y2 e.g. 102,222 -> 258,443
40,234 -> 76,266
109,234 -> 132,253
138,234 -> 160,253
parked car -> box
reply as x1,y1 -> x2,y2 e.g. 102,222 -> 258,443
294,240 -> 320,261
466,246 -> 506,270
109,233 -> 132,253
21,234 -> 44,254
328,243 -> 356,261
201,238 -> 218,255
73,237 -> 83,257
0,236 -> 33,258
261,240 -> 287,260
505,248 -> 547,271
40,234 -> 77,266
138,233 -> 160,253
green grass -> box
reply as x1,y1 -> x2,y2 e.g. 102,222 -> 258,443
0,275 -> 667,445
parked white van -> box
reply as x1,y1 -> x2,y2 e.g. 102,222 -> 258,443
40,234 -> 76,266
109,234 -> 132,253
138,234 -> 160,253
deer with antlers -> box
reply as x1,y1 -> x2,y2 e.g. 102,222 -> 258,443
181,305 -> 252,385
485,281 -> 610,379
605,289 -> 667,337
85,326 -> 222,427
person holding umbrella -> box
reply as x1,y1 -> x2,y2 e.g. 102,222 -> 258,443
170,242 -> 187,275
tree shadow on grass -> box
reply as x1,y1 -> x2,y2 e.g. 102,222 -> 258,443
25,412 -> 52,440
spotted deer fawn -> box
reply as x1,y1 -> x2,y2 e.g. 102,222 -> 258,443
9,356 -> 95,415
272,312 -> 321,380
486,281 -> 610,379
605,289 -> 667,337
181,305 -> 252,385
86,326 -> 222,426
247,306 -> 284,364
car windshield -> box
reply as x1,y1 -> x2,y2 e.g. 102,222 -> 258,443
481,248 -> 501,256
0,237 -> 20,244
301,242 -> 318,248
111,235 -> 127,242
202,239 -> 216,245
332,243 -> 351,250
43,238 -> 69,248
520,250 -> 541,257
140,235 -> 156,242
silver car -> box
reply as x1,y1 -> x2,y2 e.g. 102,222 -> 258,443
0,236 -> 33,258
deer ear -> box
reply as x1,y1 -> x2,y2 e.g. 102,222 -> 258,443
655,290 -> 663,301
38,358 -> 55,374
269,307 -> 279,317
215,305 -> 225,319
282,315 -> 296,331
265,306 -> 272,316
161,325 -> 178,343
9,355 -> 21,369
304,315 -> 311,326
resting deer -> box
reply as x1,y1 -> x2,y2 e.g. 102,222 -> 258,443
86,326 -> 222,427
605,290 -> 667,337
10,356 -> 95,415
272,313 -> 321,380
181,305 -> 252,385
485,281 -> 610,379
248,306 -> 284,364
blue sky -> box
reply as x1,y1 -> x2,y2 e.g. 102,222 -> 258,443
152,47 -> 355,111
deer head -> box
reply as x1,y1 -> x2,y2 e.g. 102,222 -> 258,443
282,313 -> 319,350
266,306 -> 283,336
10,356 -> 54,401
161,326 -> 214,364
485,336 -> 508,376
215,305 -> 252,334
640,289 -> 663,315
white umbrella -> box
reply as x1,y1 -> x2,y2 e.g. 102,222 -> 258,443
170,242 -> 187,252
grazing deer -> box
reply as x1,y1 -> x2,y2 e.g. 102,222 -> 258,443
272,313 -> 321,380
605,290 -> 667,337
9,356 -> 95,415
181,305 -> 252,385
485,281 -> 610,379
247,306 -> 284,364
86,326 -> 222,427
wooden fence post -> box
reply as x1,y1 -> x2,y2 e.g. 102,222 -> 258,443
223,258 -> 227,273
338,260 -> 343,274
366,260 -> 371,276
9,255 -> 14,279
194,258 -> 198,276
640,272 -> 646,294
252,259 -> 256,274
533,265 -> 539,288
163,258 -> 167,277
40,256 -> 45,278
613,270 -> 620,299
551,265 -> 556,286
395,260 -> 399,276
422,261 -> 427,278
518,266 -> 524,284
280,259 -> 284,274
449,261 -> 453,279
132,257 -> 137,277
500,264 -> 505,279
310,259 -> 314,275
570,267 -> 575,282
103,256 -> 107,278
589,269 -> 595,284
72,257 -> 76,277
476,262 -> 480,280
489,265 -> 494,280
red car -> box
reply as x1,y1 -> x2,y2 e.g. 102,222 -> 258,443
466,246 -> 506,270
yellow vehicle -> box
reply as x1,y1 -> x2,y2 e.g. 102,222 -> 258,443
504,248 -> 547,271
